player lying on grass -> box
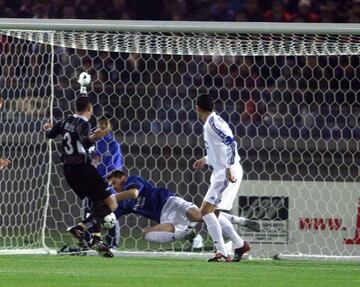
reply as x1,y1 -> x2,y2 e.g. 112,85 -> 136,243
107,169 -> 200,243
106,170 -> 258,250
43,96 -> 118,258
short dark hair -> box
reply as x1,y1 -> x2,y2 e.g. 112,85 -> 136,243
75,96 -> 92,113
106,169 -> 125,180
196,94 -> 215,112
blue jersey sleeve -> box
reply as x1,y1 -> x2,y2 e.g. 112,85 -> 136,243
95,132 -> 124,177
120,176 -> 173,222
114,200 -> 132,218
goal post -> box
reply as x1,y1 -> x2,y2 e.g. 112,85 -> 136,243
0,19 -> 360,260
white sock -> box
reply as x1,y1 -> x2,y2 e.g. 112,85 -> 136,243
144,231 -> 176,243
221,212 -> 247,225
218,213 -> 244,249
202,213 -> 227,256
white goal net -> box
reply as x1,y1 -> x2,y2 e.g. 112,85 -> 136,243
0,20 -> 359,259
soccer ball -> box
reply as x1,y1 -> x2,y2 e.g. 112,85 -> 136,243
101,212 -> 117,229
77,72 -> 91,86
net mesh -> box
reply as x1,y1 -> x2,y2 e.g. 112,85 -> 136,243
0,28 -> 359,257
4,30 -> 360,55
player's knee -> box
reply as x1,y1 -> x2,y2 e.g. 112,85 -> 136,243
187,208 -> 203,222
200,208 -> 210,216
200,201 -> 217,215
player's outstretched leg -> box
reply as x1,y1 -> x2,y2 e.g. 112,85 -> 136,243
221,212 -> 260,232
67,225 -> 89,250
218,213 -> 250,262
143,224 -> 197,244
220,212 -> 260,232
244,220 -> 260,232
183,226 -> 197,242
68,196 -> 117,253
89,222 -> 114,258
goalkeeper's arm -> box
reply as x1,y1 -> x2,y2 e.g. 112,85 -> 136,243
114,189 -> 139,201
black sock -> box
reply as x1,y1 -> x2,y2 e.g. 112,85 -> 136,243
74,224 -> 85,232
89,222 -> 101,234
92,235 -> 101,242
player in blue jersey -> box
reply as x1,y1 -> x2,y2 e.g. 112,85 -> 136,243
106,170 -> 203,243
92,116 -> 124,176
85,116 -> 123,248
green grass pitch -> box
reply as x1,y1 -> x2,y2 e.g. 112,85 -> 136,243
0,256 -> 358,287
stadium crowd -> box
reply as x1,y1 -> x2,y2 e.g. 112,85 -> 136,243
0,0 -> 358,23
1,0 -> 359,182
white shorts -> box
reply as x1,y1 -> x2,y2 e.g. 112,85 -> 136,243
160,196 -> 197,232
204,163 -> 243,210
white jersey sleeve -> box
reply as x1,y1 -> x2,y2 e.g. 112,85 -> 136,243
203,113 -> 240,170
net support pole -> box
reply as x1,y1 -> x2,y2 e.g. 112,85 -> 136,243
41,33 -> 55,252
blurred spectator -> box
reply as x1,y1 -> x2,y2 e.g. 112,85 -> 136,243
264,0 -> 294,22
19,0 -> 33,18
48,0 -> 64,18
348,0 -> 360,23
241,97 -> 257,123
108,0 -> 131,20
235,10 -> 249,22
242,0 -> 263,22
210,0 -> 235,21
0,0 -> 13,17
283,0 -> 301,14
128,0 -> 168,20
62,4 -> 77,19
0,0 -> 357,23
319,1 -> 343,23
32,2 -> 49,19
0,158 -> 11,170
293,0 -> 320,22
227,0 -> 246,11
164,0 -> 186,21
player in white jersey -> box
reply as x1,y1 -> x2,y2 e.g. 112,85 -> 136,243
193,94 -> 250,262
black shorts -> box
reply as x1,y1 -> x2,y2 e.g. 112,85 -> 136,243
63,163 -> 111,202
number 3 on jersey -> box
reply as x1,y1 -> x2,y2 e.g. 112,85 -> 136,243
64,132 -> 74,155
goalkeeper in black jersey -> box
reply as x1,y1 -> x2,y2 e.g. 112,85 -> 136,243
43,95 -> 118,258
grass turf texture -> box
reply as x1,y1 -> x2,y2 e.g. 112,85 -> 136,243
0,256 -> 358,287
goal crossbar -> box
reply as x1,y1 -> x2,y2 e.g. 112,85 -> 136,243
1,20 -> 360,56
0,19 -> 359,35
